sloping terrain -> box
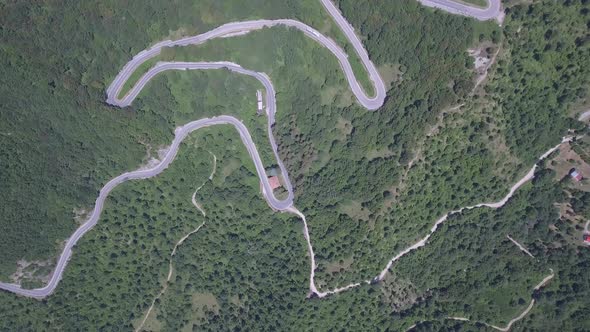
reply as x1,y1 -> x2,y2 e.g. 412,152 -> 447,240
0,0 -> 589,330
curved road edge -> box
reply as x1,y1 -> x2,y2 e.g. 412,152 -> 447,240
119,61 -> 296,210
417,0 -> 503,23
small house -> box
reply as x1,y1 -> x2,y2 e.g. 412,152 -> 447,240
268,176 -> 281,190
570,169 -> 583,182
584,234 -> 590,244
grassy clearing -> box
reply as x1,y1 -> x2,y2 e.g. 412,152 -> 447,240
338,200 -> 371,221
190,292 -> 220,321
378,63 -> 403,89
334,117 -> 353,140
133,67 -> 278,171
138,307 -> 163,332
218,157 -> 242,184
366,147 -> 395,161
325,256 -> 354,274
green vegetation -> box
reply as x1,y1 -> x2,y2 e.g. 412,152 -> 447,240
0,0 -> 339,279
396,160 -> 590,331
292,0 -> 502,286
1,0 -> 589,330
113,3 -> 375,102
136,68 -> 279,168
149,7 -> 513,292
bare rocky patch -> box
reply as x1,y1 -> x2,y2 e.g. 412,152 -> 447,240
577,109 -> 590,122
136,143 -> 172,171
73,207 -> 90,225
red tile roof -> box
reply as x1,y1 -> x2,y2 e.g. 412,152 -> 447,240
268,176 -> 281,190
571,170 -> 583,181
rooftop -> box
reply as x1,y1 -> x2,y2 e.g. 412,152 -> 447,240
268,176 -> 281,190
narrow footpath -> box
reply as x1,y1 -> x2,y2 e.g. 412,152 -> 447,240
136,153 -> 216,332
0,0 -> 516,315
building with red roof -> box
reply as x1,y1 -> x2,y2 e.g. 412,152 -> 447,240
268,176 -> 281,190
570,169 -> 583,182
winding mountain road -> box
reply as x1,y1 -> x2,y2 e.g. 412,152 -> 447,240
2,0 -> 510,301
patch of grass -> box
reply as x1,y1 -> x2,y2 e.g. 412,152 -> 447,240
334,117 -> 353,140
137,307 -> 163,332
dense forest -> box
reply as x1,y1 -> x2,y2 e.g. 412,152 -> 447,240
1,0 -> 589,330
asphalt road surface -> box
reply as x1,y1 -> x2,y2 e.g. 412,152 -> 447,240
418,0 -> 503,22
